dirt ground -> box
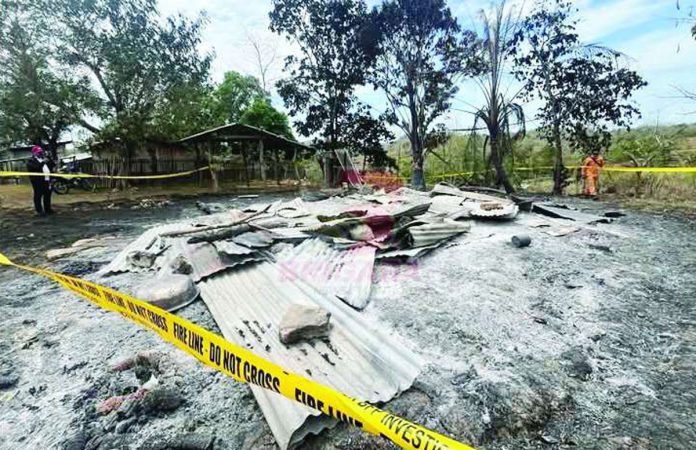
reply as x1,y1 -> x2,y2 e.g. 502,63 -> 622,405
0,193 -> 694,450
0,182 -> 303,210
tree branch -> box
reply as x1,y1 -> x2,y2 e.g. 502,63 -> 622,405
79,119 -> 101,134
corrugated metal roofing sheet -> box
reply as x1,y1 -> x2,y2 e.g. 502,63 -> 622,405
430,183 -> 519,220
178,241 -> 229,282
376,242 -> 443,261
232,231 -> 275,248
98,223 -> 181,275
275,239 -> 376,310
408,220 -> 471,247
99,211 -> 252,275
214,240 -> 255,256
428,194 -> 466,215
198,261 -> 422,450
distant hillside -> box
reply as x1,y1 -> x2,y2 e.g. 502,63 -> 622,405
383,122 -> 696,183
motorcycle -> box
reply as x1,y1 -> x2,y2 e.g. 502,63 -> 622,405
51,161 -> 96,194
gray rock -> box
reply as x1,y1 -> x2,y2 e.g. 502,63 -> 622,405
0,372 -> 19,389
465,380 -> 557,440
126,250 -> 157,269
141,387 -> 182,413
279,304 -> 331,345
169,254 -> 194,275
135,274 -> 199,311
590,331 -> 607,342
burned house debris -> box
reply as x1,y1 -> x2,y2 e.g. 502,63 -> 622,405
91,182 -> 542,448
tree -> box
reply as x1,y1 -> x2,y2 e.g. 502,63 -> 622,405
341,104 -> 396,169
514,0 -> 646,194
52,0 -> 211,169
0,0 -> 96,158
473,1 -> 525,194
212,71 -> 267,124
270,0 -> 392,183
151,82 -> 218,141
239,98 -> 294,139
246,32 -> 281,93
368,0 -> 480,190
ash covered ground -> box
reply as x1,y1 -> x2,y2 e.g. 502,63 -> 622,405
0,195 -> 694,450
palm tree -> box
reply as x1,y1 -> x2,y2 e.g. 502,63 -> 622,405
473,1 -> 525,193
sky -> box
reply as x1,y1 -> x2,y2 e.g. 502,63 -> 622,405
158,0 -> 696,133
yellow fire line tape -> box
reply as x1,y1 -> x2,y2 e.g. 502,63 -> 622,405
0,253 -> 476,450
429,165 -> 696,180
430,171 -> 478,179
0,166 -> 210,180
575,166 -> 696,173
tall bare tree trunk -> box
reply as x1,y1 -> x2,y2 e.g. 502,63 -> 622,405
490,134 -> 514,193
552,122 -> 564,195
409,101 -> 426,191
410,138 -> 426,190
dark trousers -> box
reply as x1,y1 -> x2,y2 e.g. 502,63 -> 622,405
30,179 -> 52,214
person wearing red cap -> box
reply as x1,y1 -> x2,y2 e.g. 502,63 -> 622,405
26,145 -> 56,216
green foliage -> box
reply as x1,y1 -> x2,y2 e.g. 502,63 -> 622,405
610,131 -> 678,167
270,0 -> 393,169
341,105 -> 396,169
367,0 -> 480,189
152,71 -> 293,141
151,82 -> 218,141
53,0 -> 212,152
515,0 -> 646,154
212,71 -> 267,124
0,0 -> 97,155
514,0 -> 646,193
239,98 -> 294,139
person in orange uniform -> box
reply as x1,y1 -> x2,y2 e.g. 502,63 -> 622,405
581,149 -> 605,197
